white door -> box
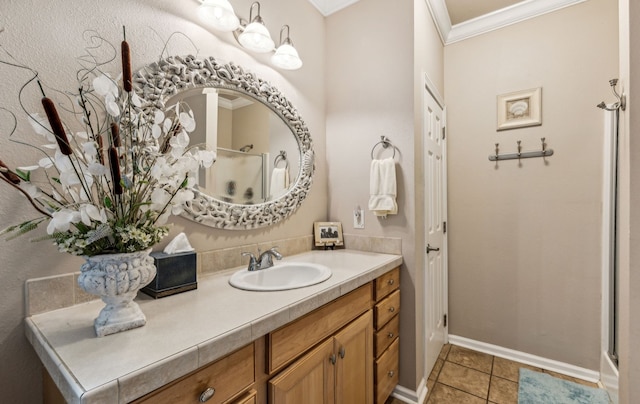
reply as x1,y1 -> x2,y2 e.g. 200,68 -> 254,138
423,78 -> 447,377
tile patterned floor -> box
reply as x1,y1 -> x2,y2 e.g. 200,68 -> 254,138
386,344 -> 602,404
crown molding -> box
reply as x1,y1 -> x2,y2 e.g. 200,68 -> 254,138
427,0 -> 588,45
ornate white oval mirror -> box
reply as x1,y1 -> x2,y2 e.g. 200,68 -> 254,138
134,56 -> 314,229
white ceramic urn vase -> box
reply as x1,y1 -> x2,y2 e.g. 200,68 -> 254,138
78,248 -> 156,337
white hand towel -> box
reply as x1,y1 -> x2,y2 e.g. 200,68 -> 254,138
270,167 -> 290,198
368,157 -> 398,217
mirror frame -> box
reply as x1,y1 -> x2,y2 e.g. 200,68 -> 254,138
134,55 -> 314,229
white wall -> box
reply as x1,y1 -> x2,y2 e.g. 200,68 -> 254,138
0,1 -> 326,401
325,0 -> 445,393
444,0 -> 618,370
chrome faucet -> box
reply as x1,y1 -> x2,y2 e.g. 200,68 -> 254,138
242,247 -> 283,271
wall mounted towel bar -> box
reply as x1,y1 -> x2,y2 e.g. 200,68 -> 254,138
371,136 -> 397,160
489,138 -> 554,161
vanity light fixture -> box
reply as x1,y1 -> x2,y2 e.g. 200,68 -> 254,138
199,0 -> 303,70
237,2 -> 274,53
197,0 -> 240,32
271,25 -> 303,70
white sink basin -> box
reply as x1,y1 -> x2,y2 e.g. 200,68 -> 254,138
229,262 -> 332,291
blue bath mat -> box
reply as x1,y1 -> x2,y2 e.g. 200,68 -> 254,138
518,368 -> 610,404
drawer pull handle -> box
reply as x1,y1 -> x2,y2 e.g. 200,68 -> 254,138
388,370 -> 395,378
388,279 -> 395,285
389,306 -> 395,313
330,354 -> 337,365
199,387 -> 215,402
339,347 -> 346,359
388,332 -> 395,339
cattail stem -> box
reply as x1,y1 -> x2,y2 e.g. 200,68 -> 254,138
121,27 -> 132,92
110,122 -> 121,147
108,146 -> 123,195
0,175 -> 52,218
41,97 -> 72,155
0,160 -> 21,184
97,135 -> 104,164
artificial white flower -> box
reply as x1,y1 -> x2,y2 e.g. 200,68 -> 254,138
47,209 -> 81,234
105,93 -> 120,116
79,204 -> 106,226
28,113 -> 55,141
87,162 -> 108,176
179,110 -> 196,132
92,74 -> 118,98
197,150 -> 216,167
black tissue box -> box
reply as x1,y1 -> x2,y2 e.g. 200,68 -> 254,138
141,251 -> 197,298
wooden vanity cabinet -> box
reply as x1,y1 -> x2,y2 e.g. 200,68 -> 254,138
266,284 -> 374,404
373,267 -> 400,404
269,310 -> 373,404
43,267 -> 401,404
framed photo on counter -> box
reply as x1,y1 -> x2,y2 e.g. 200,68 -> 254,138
314,221 -> 344,248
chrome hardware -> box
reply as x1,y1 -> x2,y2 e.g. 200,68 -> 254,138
388,332 -> 395,339
241,252 -> 258,271
330,354 -> 336,364
597,78 -> 626,111
389,307 -> 395,313
241,247 -> 283,271
339,347 -> 345,359
387,279 -> 394,285
388,370 -> 395,378
199,387 -> 215,402
426,244 -> 440,254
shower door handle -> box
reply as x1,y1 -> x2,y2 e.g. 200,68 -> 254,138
426,244 -> 440,254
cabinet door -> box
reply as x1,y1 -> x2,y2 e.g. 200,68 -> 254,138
334,310 -> 373,404
269,338 -> 335,404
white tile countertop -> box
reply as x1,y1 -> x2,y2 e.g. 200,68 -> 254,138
25,249 -> 403,404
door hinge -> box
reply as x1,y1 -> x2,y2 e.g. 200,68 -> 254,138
444,314 -> 447,327
443,221 -> 447,234
442,127 -> 446,140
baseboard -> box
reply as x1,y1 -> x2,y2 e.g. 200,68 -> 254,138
448,335 -> 601,383
391,378 -> 427,404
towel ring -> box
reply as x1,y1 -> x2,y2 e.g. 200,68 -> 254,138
274,150 -> 289,169
371,136 -> 396,160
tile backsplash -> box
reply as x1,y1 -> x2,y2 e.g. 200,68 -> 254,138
25,234 -> 402,316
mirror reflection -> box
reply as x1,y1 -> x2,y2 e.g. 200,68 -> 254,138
169,88 -> 300,205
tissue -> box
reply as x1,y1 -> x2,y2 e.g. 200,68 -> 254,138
163,232 -> 195,254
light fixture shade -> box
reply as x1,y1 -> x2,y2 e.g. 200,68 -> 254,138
271,43 -> 302,70
238,21 -> 275,53
198,0 -> 240,32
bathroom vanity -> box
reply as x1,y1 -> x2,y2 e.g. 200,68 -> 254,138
27,249 -> 402,403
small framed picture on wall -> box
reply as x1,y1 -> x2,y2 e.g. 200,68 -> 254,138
497,87 -> 542,131
314,221 -> 344,248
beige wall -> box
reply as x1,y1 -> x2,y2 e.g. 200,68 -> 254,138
445,0 -> 618,370
325,0 -> 444,392
0,0 -> 325,401
617,0 -> 640,402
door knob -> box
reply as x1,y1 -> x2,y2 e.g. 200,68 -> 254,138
426,244 -> 440,254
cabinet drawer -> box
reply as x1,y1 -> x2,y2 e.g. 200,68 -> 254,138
375,338 -> 399,404
374,267 -> 400,301
374,314 -> 399,357
233,389 -> 257,404
268,283 -> 372,374
374,289 -> 400,329
133,344 -> 254,404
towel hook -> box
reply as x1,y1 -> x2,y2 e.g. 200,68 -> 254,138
371,136 -> 397,160
597,78 -> 626,111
